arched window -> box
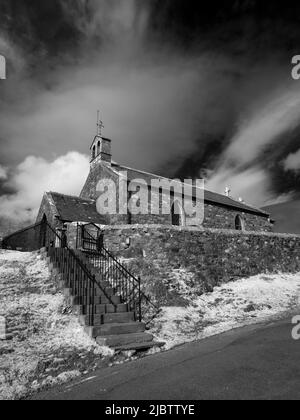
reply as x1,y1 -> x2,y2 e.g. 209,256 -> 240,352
171,201 -> 185,226
235,215 -> 245,231
92,145 -> 96,160
97,141 -> 101,156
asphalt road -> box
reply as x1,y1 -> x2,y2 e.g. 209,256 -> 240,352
33,317 -> 300,400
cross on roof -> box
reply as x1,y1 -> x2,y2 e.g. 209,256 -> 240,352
225,186 -> 231,197
97,110 -> 104,136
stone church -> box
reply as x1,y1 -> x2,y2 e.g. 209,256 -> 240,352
37,133 -> 273,232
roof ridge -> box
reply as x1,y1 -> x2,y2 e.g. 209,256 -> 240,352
223,195 -> 269,215
49,191 -> 95,202
113,163 -> 206,192
113,164 -> 175,181
111,164 -> 268,216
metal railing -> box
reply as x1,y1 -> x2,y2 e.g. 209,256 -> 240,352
43,221 -> 121,326
3,220 -> 161,325
77,223 -> 161,324
3,221 -> 119,326
76,223 -> 102,252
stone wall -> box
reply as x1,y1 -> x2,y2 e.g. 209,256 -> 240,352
36,193 -> 62,228
80,162 -> 129,225
99,225 -> 300,300
203,203 -> 272,232
1,223 -> 46,251
64,223 -> 300,305
129,199 -> 272,232
0,217 -> 31,242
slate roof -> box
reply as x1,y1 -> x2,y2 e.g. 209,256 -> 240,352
111,163 -> 269,218
49,192 -> 106,224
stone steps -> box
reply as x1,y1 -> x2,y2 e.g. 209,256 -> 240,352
70,294 -> 122,306
85,322 -> 146,338
74,303 -> 129,315
1,317 -> 28,341
113,341 -> 166,352
39,247 -> 163,352
96,332 -> 154,348
80,312 -> 135,327
63,286 -> 116,298
53,275 -> 111,292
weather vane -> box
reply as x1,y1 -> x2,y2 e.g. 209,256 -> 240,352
96,110 -> 104,137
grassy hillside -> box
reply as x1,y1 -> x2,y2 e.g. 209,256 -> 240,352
151,271 -> 300,350
0,250 -> 113,400
263,200 -> 300,234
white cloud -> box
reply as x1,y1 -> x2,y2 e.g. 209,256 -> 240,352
0,152 -> 90,221
206,167 -> 271,207
263,192 -> 296,207
0,165 -> 7,180
284,149 -> 300,172
1,0 -> 299,209
223,87 -> 300,166
206,84 -> 300,206
0,0 -> 260,179
0,53 -> 230,174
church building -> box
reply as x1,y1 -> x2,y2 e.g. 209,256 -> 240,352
37,129 -> 273,233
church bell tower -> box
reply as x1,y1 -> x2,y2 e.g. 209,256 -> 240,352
90,111 -> 112,165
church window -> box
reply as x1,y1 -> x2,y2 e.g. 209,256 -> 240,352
235,215 -> 245,231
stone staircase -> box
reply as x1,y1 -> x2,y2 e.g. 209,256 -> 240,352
0,313 -> 30,342
39,247 -> 164,352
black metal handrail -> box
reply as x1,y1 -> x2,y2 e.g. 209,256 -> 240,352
43,222 -> 119,325
3,220 -> 161,326
77,224 -> 161,324
3,221 -> 120,326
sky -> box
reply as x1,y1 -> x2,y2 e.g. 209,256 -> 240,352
0,0 -> 300,222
